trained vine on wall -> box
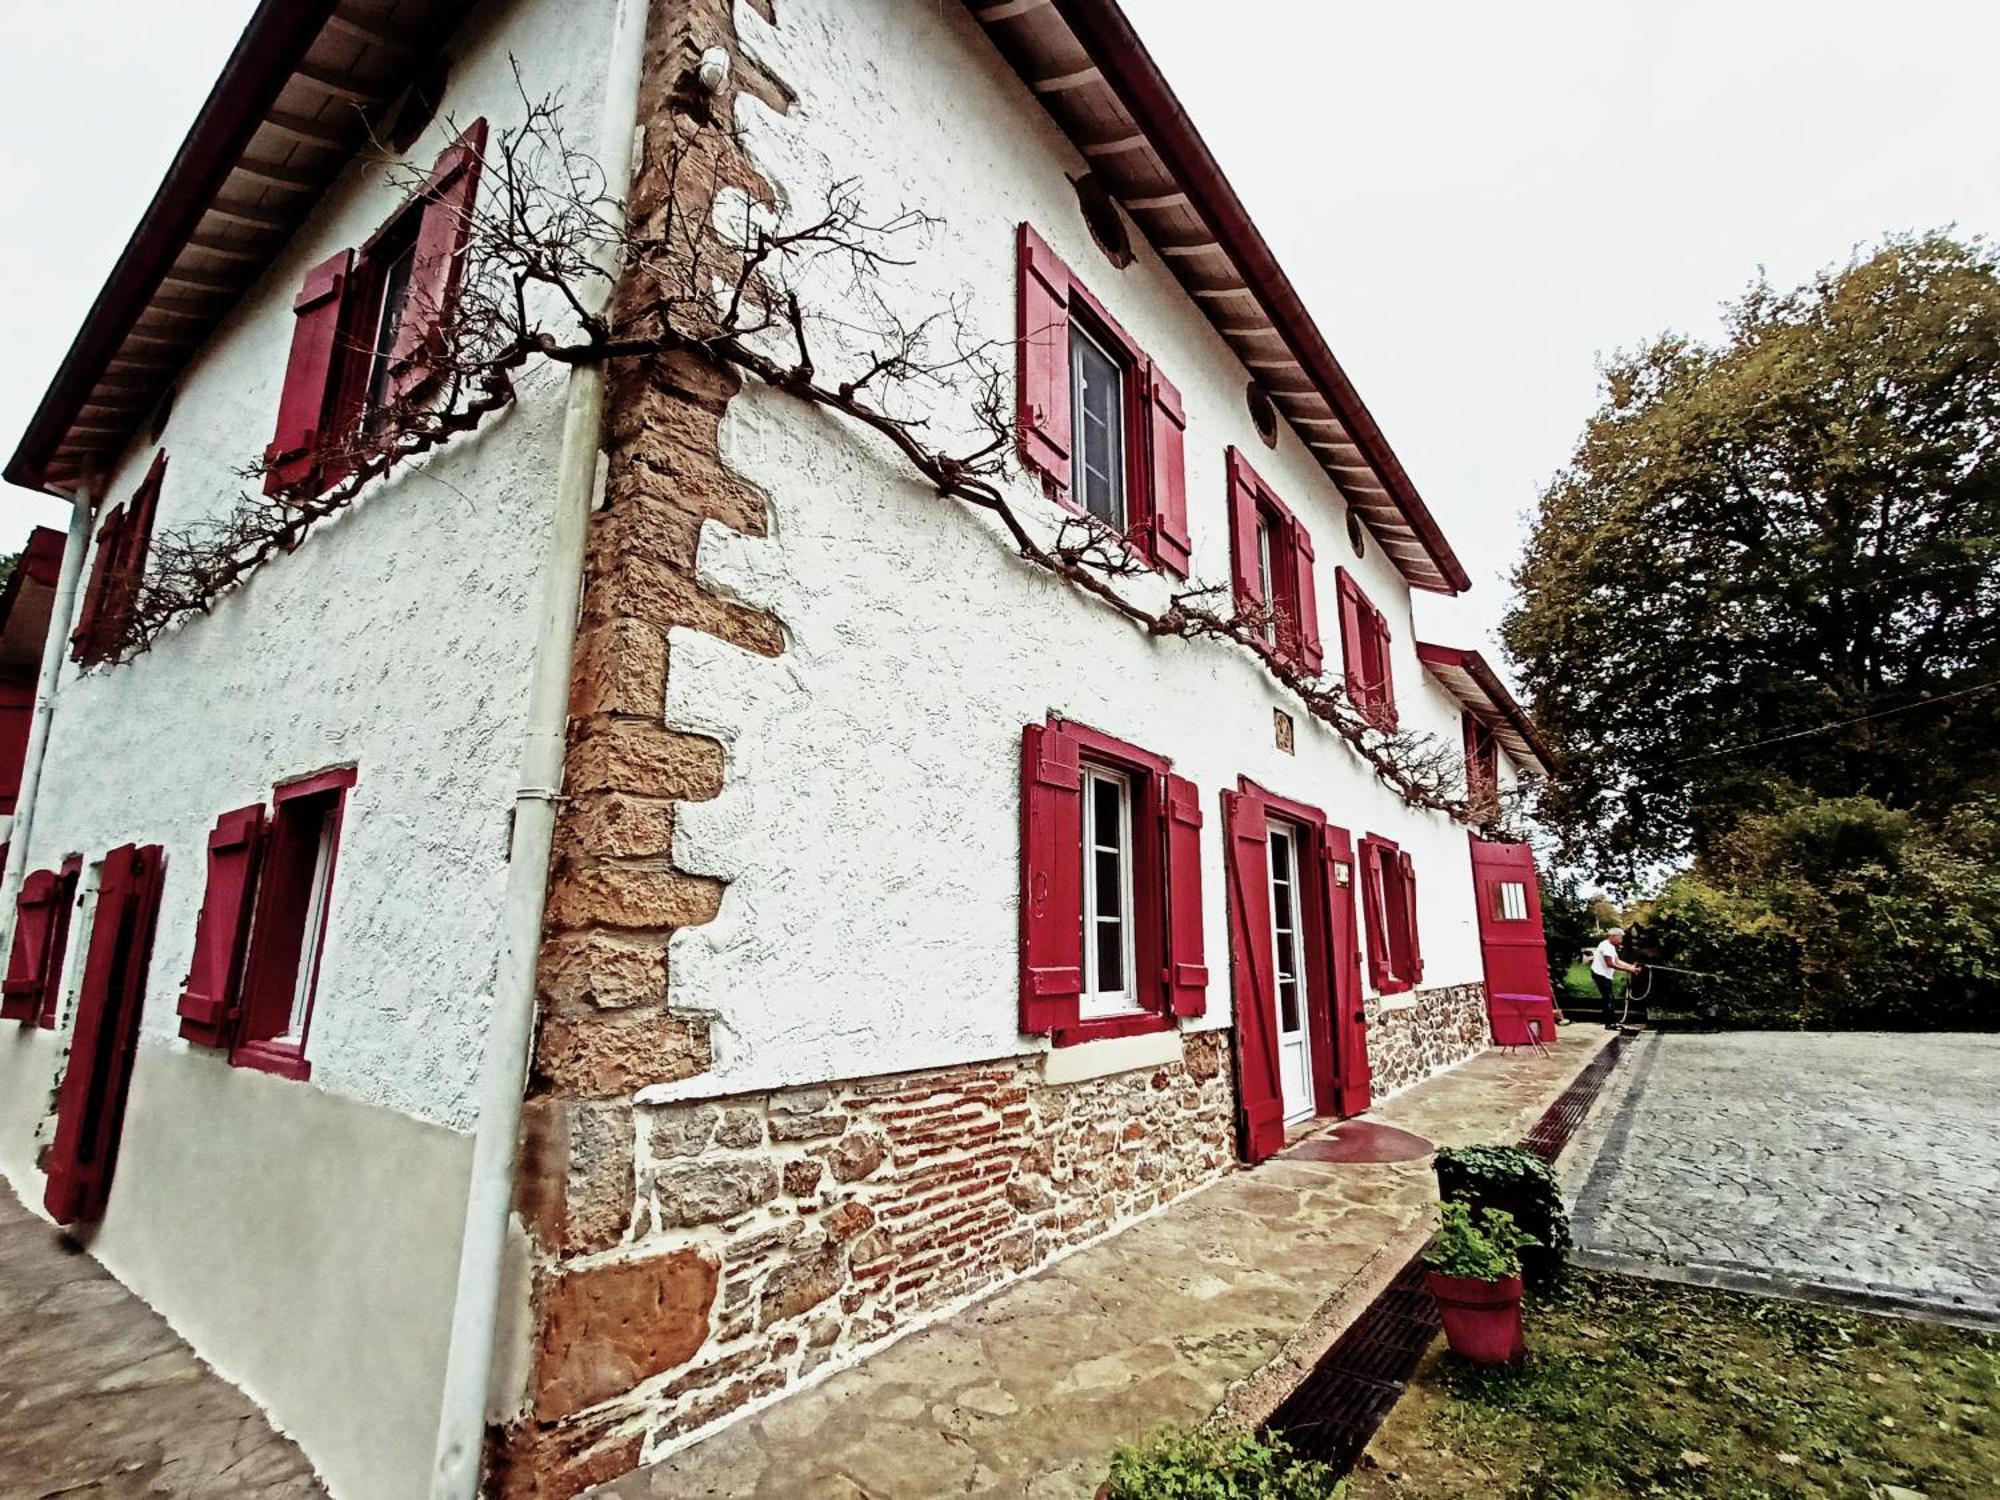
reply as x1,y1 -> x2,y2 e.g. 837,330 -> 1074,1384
113,78 -> 1532,831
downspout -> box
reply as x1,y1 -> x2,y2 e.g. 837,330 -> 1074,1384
429,1 -> 651,1494
0,488 -> 94,955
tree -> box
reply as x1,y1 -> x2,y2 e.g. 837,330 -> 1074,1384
1505,233 -> 2000,875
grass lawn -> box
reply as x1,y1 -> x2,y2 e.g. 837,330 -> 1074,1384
1345,1270 -> 1999,1499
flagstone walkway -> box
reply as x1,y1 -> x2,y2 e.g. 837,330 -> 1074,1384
597,1030 -> 1616,1500
0,1182 -> 323,1499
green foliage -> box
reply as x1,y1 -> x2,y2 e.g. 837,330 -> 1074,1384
1504,232 -> 2000,877
1646,792 -> 2000,1028
1423,1201 -> 1538,1282
1347,1270 -> 2000,1500
1433,1146 -> 1572,1265
1537,874 -> 1599,996
1103,1427 -> 1345,1500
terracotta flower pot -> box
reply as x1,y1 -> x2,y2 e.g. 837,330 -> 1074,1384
1426,1269 -> 1525,1364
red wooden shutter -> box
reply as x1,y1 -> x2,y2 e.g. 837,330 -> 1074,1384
1357,836 -> 1392,991
1,871 -> 60,1022
1336,568 -> 1366,707
1316,825 -> 1372,1115
70,506 -> 129,663
101,451 -> 166,653
38,858 -> 81,1029
1291,517 -> 1324,674
176,804 -> 268,1047
1161,772 -> 1207,1016
1371,605 -> 1398,730
1397,849 -> 1424,982
1226,448 -> 1264,619
264,248 -> 356,494
1223,788 -> 1284,1162
1016,224 -> 1074,491
44,844 -> 165,1226
387,119 -> 489,404
1142,363 -> 1190,577
1020,721 -> 1083,1034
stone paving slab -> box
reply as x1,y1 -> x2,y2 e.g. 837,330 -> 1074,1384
596,1030 -> 1616,1499
1564,1031 -> 2000,1328
0,1180 -> 324,1499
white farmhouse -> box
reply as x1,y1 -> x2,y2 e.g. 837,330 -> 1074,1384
0,3 -> 1555,1498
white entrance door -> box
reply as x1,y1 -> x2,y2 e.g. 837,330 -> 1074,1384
1267,819 -> 1317,1123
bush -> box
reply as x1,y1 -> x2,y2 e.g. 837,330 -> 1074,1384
1648,794 -> 2000,1029
1423,1201 -> 1538,1282
1103,1427 -> 1345,1499
1434,1145 -> 1570,1283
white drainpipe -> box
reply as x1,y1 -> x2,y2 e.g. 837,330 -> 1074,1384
429,2 -> 651,1495
0,488 -> 93,957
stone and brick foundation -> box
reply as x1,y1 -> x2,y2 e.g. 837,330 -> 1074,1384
499,1034 -> 1232,1496
1362,982 -> 1489,1100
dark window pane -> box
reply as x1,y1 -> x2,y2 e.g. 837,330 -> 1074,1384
1093,850 -> 1123,916
1096,918 -> 1124,992
367,239 -> 418,415
1092,774 -> 1122,848
1278,977 -> 1300,1033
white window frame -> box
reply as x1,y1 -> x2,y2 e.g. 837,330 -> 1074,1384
281,810 -> 340,1042
1256,514 -> 1277,645
1079,763 -> 1141,1019
1069,320 -> 1128,530
1266,819 -> 1307,1038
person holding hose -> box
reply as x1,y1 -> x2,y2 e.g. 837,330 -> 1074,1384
1590,928 -> 1643,1029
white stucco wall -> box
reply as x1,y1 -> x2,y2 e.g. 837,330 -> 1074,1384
0,3 -> 618,1497
652,0 -> 1497,1100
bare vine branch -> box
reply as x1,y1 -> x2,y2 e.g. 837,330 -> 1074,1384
109,81 -> 1525,828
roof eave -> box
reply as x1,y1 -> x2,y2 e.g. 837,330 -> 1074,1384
4,1 -> 342,494
1039,0 -> 1472,595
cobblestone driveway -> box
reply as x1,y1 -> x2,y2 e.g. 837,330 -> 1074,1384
1566,1031 -> 2000,1326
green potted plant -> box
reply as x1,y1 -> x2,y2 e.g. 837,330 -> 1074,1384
1423,1200 -> 1537,1365
1433,1144 -> 1570,1284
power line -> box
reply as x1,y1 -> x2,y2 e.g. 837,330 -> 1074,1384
1655,679 -> 2000,768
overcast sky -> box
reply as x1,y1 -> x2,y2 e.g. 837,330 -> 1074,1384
4,1 -> 1998,681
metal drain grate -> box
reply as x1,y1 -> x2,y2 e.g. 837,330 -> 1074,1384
1263,1036 -> 1628,1470
1521,1035 -> 1628,1161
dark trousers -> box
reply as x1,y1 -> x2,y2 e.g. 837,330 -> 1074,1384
1593,972 -> 1617,1023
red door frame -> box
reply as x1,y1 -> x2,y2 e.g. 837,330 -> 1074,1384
45,844 -> 165,1226
1467,836 -> 1554,1042
1224,778 -> 1371,1164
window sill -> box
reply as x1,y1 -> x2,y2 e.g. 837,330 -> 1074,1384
1052,1009 -> 1173,1049
229,1039 -> 312,1082
1043,1026 -> 1183,1086
1375,992 -> 1420,1014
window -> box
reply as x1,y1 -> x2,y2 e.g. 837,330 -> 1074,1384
70,450 -> 166,667
1080,765 -> 1138,1016
264,122 -> 486,495
362,218 -> 422,423
1495,880 -> 1530,922
1357,834 -> 1423,993
1267,822 -> 1304,1037
1069,321 -> 1128,528
1336,568 -> 1396,730
1016,223 -> 1190,575
1019,718 -> 1207,1042
1463,713 -> 1499,807
1225,447 -> 1323,672
229,770 -> 353,1080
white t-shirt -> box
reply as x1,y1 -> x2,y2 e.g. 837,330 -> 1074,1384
1590,939 -> 1620,979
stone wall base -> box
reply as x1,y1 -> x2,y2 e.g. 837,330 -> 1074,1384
499,1030 -> 1233,1494
1363,981 -> 1490,1101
